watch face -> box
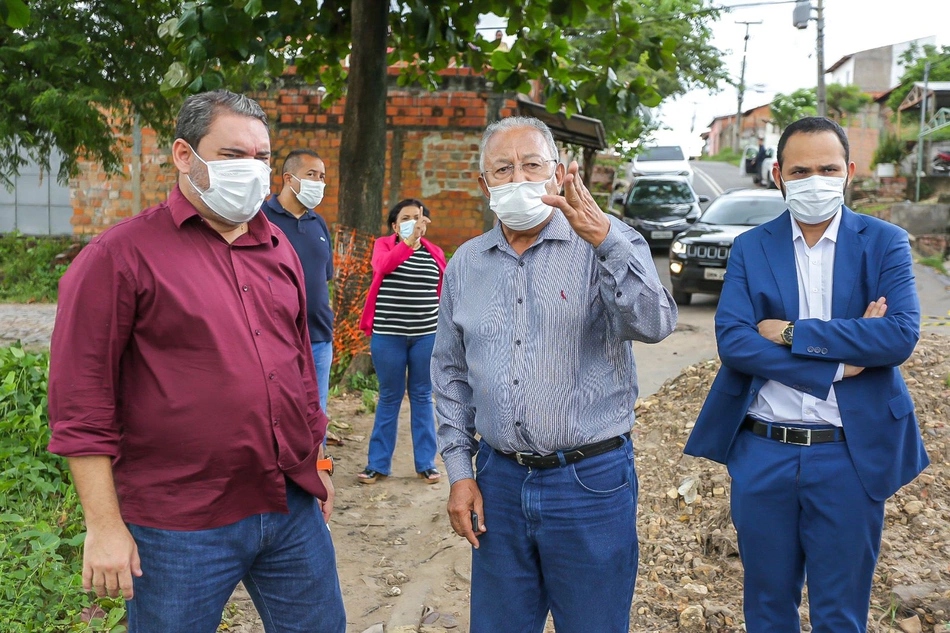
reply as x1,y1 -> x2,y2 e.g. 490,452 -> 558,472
783,325 -> 793,344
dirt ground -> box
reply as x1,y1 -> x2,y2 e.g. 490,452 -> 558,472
224,333 -> 950,633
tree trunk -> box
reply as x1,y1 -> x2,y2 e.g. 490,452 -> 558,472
582,147 -> 596,187
338,0 -> 388,236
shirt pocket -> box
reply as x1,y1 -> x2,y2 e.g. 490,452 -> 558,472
267,275 -> 301,325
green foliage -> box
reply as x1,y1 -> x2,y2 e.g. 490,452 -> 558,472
700,147 -> 742,167
872,133 -> 908,168
0,233 -> 78,303
887,44 -> 950,113
825,83 -> 872,125
162,0 -> 713,144
917,256 -> 948,276
346,371 -> 379,394
770,88 -> 817,132
359,388 -> 379,415
0,0 -> 181,186
0,344 -> 124,631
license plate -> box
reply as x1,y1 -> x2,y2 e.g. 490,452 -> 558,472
704,268 -> 726,281
651,230 -> 673,239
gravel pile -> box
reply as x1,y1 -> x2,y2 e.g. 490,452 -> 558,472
631,332 -> 950,632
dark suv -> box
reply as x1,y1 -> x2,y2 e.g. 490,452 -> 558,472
620,176 -> 708,249
668,189 -> 787,305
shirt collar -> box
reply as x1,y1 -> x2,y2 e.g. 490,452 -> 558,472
790,207 -> 842,246
263,194 -> 318,221
477,208 -> 573,253
168,185 -> 278,247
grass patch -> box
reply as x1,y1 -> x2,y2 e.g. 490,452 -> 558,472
853,202 -> 892,216
0,233 -> 79,303
918,255 -> 948,276
0,343 -> 126,632
698,148 -> 742,167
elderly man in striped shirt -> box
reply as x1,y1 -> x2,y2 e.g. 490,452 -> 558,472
431,116 -> 677,633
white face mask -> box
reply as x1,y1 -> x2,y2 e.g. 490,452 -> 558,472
487,178 -> 554,231
186,145 -> 271,224
291,175 -> 325,209
399,219 -> 417,240
782,174 -> 846,225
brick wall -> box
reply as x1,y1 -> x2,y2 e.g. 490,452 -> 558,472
844,125 -> 878,178
69,68 -> 519,251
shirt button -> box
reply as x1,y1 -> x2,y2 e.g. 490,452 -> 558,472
255,329 -> 262,336
515,421 -> 522,427
513,379 -> 520,385
519,261 -> 525,267
616,291 -> 623,298
273,419 -> 279,426
517,298 -> 523,304
599,255 -> 606,262
242,284 -> 249,292
515,339 -> 521,345
812,288 -> 818,293
269,372 -> 276,380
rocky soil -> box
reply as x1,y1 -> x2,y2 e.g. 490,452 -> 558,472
222,334 -> 950,632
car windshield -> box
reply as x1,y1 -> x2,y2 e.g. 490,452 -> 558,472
699,196 -> 788,226
637,146 -> 684,161
628,181 -> 694,205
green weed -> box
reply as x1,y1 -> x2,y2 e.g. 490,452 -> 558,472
0,233 -> 79,303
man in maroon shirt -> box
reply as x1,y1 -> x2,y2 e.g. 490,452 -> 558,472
48,90 -> 346,632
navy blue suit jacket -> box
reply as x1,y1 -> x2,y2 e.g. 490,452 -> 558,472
684,207 -> 929,501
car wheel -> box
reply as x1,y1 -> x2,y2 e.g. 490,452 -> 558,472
672,288 -> 691,306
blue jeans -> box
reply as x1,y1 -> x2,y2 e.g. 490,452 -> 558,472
311,340 -> 333,414
366,332 -> 437,474
470,437 -> 639,633
126,480 -> 346,633
728,427 -> 885,633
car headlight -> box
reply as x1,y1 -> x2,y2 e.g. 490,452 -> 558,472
671,240 -> 687,255
670,261 -> 684,274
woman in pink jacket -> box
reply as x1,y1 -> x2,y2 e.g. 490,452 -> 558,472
357,199 -> 447,484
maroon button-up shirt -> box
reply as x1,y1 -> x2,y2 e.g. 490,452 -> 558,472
48,186 -> 328,530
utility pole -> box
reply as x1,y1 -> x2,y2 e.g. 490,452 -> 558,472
734,21 -> 762,152
815,0 -> 826,116
793,0 -> 826,116
916,61 -> 931,203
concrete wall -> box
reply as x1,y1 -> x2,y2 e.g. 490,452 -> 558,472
890,202 -> 950,236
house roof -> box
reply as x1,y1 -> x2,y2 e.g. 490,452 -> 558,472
899,82 -> 950,112
516,96 -> 607,150
826,54 -> 853,74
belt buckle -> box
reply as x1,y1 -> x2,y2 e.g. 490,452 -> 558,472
786,427 -> 811,446
515,452 -> 527,466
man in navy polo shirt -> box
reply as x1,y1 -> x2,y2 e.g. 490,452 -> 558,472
263,149 -> 334,412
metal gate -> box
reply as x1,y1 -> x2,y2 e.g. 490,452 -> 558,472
0,152 -> 72,235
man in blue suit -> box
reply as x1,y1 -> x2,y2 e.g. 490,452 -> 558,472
685,117 -> 928,633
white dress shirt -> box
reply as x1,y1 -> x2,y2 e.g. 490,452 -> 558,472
747,211 -> 845,427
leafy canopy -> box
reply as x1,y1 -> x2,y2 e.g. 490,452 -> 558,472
0,0 -> 179,186
161,0 -> 707,134
770,88 -> 817,132
886,43 -> 950,114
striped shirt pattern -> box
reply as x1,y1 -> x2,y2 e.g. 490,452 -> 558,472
373,247 -> 441,336
432,211 -> 678,484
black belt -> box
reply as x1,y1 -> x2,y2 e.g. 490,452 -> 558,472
496,433 -> 629,469
743,417 -> 845,446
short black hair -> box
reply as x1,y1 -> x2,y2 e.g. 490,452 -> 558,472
283,149 -> 322,175
387,198 -> 430,231
776,117 -> 849,167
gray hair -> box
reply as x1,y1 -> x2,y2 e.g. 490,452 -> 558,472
174,90 -> 269,148
479,116 -> 559,172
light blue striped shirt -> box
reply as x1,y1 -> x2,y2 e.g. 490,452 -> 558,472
432,211 -> 677,484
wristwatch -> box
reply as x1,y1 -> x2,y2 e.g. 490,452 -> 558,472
781,321 -> 795,346
317,456 -> 334,476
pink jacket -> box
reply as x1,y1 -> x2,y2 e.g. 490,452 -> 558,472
359,234 -> 447,336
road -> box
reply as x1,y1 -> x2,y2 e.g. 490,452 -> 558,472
632,159 -> 950,398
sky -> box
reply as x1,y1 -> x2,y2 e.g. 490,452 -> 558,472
649,0 -> 950,154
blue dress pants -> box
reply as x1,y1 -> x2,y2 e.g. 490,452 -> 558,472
728,427 -> 886,633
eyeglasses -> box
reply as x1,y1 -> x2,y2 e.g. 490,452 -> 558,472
483,159 -> 558,183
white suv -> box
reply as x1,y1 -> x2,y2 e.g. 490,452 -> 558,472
631,145 -> 693,185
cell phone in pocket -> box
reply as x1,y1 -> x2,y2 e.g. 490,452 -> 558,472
471,510 -> 479,531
